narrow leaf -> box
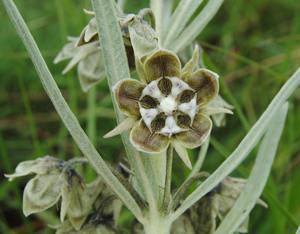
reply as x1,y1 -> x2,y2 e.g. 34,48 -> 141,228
150,0 -> 172,41
171,68 -> 300,221
215,103 -> 289,234
168,0 -> 224,52
2,0 -> 143,221
163,0 -> 204,47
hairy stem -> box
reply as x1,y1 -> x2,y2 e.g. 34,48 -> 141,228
162,145 -> 173,211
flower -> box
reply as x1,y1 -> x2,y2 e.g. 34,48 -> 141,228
5,156 -> 103,231
54,37 -> 105,92
54,9 -> 153,92
53,177 -> 122,234
171,177 -> 267,234
105,49 -> 232,168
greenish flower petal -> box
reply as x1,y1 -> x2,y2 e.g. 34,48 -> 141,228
114,79 -> 145,117
5,156 -> 60,181
23,173 -> 62,216
144,49 -> 181,83
77,18 -> 98,46
185,68 -> 219,105
130,120 -> 169,153
175,113 -> 212,148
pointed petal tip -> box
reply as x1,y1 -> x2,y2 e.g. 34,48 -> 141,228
173,141 -> 193,169
103,118 -> 136,138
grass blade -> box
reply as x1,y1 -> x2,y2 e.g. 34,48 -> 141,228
163,0 -> 204,47
215,103 -> 289,234
2,0 -> 144,222
170,68 -> 300,221
168,0 -> 224,52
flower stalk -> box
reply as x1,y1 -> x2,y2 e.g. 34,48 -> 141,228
162,145 -> 173,211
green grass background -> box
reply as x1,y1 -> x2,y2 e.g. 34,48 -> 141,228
0,0 -> 299,233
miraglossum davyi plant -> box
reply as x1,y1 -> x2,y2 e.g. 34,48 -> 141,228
3,0 -> 300,233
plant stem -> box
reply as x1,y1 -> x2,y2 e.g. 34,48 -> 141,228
143,215 -> 172,234
162,145 -> 173,211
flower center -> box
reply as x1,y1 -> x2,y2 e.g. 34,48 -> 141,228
139,77 -> 197,137
159,96 -> 176,114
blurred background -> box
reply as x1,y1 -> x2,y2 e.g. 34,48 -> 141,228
0,0 -> 300,233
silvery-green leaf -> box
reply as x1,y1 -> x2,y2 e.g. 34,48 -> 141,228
5,156 -> 60,181
77,50 -> 106,92
215,104 -> 288,234
169,0 -> 225,52
163,0 -> 205,47
128,16 -> 158,59
23,173 -> 62,216
150,0 -> 172,40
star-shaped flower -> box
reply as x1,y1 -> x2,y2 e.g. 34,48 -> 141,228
105,49 -> 231,168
